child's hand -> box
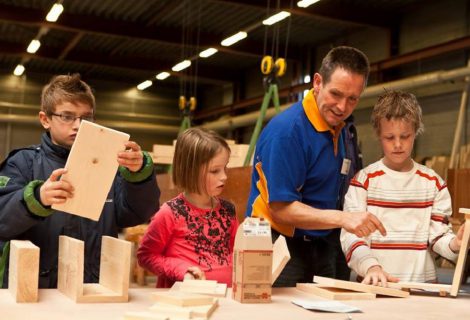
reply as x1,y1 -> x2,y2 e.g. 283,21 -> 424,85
40,168 -> 74,206
184,266 -> 206,280
118,141 -> 143,172
362,265 -> 399,287
450,224 -> 465,252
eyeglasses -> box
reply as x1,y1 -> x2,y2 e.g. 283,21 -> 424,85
49,112 -> 94,124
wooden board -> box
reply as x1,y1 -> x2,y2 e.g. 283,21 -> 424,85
176,280 -> 227,297
149,299 -> 218,320
150,291 -> 215,307
296,283 -> 376,300
450,208 -> 470,296
57,235 -> 131,303
152,144 -> 175,165
313,276 -> 409,298
272,235 -> 290,285
387,281 -> 451,293
124,312 -> 168,320
52,120 -> 130,221
8,240 -> 39,303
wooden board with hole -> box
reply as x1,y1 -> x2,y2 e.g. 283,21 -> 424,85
52,120 -> 130,221
313,276 -> 409,298
296,283 -> 376,300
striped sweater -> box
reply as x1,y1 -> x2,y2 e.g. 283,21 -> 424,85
341,159 -> 458,282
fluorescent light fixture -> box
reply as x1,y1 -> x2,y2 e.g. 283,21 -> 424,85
46,3 -> 64,22
13,64 -> 25,76
156,72 -> 170,80
221,31 -> 247,47
171,60 -> 191,72
137,80 -> 152,90
304,75 -> 311,83
262,11 -> 291,26
26,39 -> 41,53
297,0 -> 321,8
199,48 -> 218,58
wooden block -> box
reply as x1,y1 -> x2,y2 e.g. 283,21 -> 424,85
387,281 -> 451,293
296,283 -> 376,300
171,280 -> 227,297
52,120 -> 130,221
150,291 -> 214,307
272,235 -> 290,284
124,311 -> 168,320
150,299 -> 218,320
313,276 -> 409,298
57,235 -> 131,303
148,303 -> 193,319
152,144 -> 175,164
450,208 -> 470,296
8,240 -> 39,303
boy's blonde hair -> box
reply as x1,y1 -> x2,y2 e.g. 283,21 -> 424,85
371,90 -> 424,136
41,74 -> 95,115
172,128 -> 230,194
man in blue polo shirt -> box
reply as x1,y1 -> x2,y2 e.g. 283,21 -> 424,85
246,46 -> 386,286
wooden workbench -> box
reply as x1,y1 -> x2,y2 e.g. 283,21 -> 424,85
2,287 -> 470,319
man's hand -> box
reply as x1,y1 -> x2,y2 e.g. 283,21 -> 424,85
450,224 -> 465,252
40,168 -> 74,206
342,211 -> 387,238
184,266 -> 206,280
362,265 -> 399,287
118,141 -> 143,173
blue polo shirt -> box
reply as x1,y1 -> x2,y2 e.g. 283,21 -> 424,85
246,89 -> 345,237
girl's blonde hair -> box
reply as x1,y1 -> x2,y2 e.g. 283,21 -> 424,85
371,90 -> 424,136
172,127 -> 230,194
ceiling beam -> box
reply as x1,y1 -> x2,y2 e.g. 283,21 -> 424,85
208,0 -> 392,29
0,4 -> 292,61
0,40 -> 235,85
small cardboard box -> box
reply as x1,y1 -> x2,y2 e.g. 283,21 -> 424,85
232,218 -> 273,303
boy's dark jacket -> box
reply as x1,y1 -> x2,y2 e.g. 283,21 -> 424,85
0,133 -> 160,288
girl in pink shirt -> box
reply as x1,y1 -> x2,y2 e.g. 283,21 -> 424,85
137,128 -> 238,288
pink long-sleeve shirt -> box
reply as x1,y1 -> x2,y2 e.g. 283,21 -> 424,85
137,193 -> 238,288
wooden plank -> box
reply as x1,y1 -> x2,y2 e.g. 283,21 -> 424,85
172,280 -> 227,297
387,281 -> 451,293
152,144 -> 175,165
123,312 -> 168,320
296,283 -> 376,300
99,236 -> 131,299
52,120 -> 130,221
272,235 -> 290,285
8,240 -> 39,303
450,208 -> 470,296
150,292 -> 215,307
57,236 -> 84,302
313,276 -> 409,298
149,299 -> 218,320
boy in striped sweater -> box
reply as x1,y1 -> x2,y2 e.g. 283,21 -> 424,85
341,90 -> 464,286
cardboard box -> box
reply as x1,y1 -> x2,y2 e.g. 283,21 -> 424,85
232,218 -> 272,303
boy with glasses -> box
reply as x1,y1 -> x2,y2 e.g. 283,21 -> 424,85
0,74 -> 160,288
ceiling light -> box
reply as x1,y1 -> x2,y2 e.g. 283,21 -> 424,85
199,48 -> 218,58
262,11 -> 291,26
26,39 -> 41,54
297,0 -> 321,8
171,60 -> 191,72
46,3 -> 64,22
13,64 -> 25,76
221,32 -> 247,47
156,72 -> 170,80
137,80 -> 152,91
304,75 -> 311,83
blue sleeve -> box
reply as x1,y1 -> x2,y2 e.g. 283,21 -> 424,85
259,134 -> 307,203
112,154 -> 160,228
0,152 -> 43,240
